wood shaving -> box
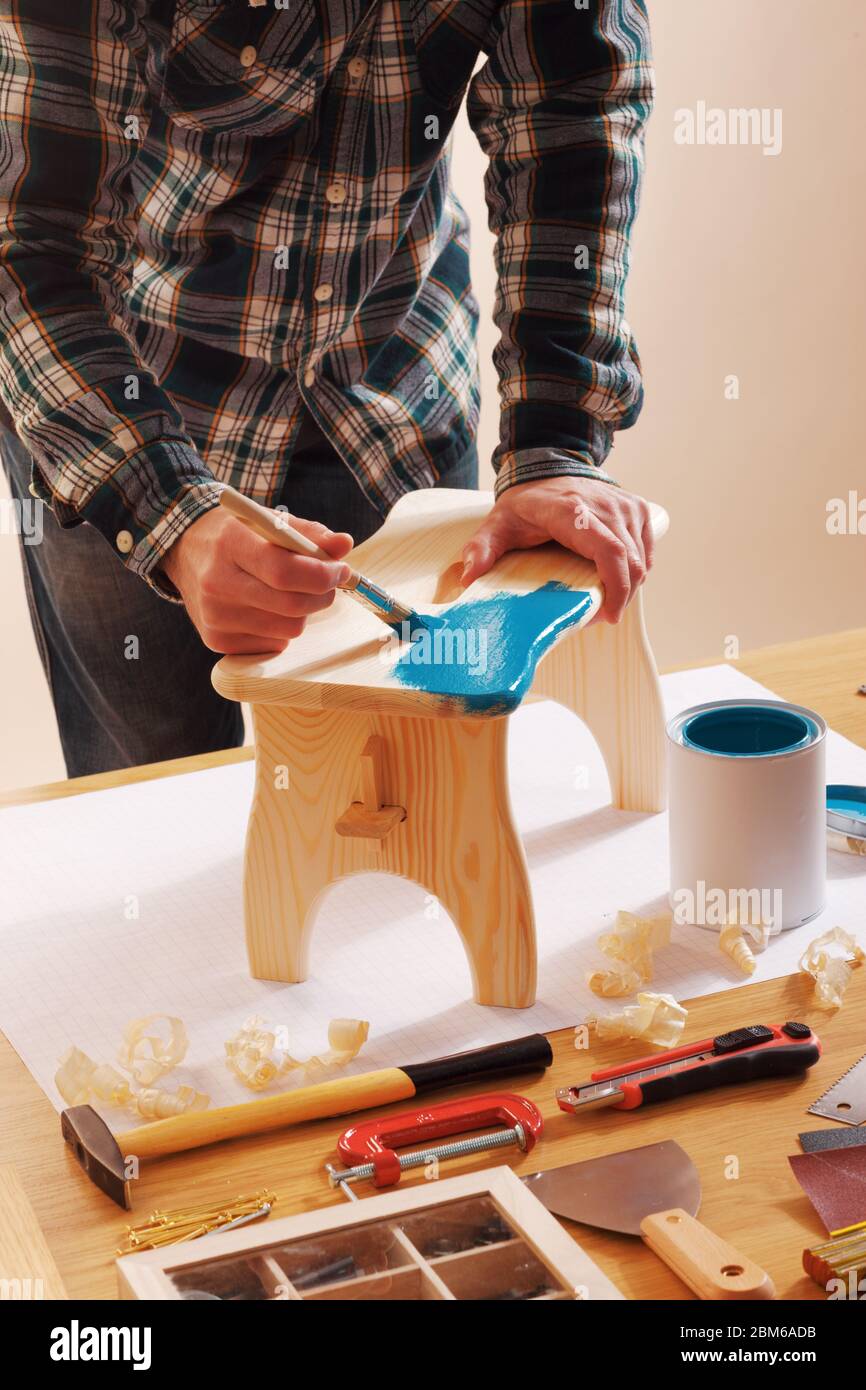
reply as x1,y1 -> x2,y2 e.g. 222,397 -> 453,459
117,1015 -> 188,1086
225,1016 -> 369,1091
719,922 -> 758,976
589,991 -> 687,1049
133,1084 -> 210,1120
55,1014 -> 209,1117
587,910 -> 672,998
827,830 -> 866,856
799,927 -> 865,1009
586,962 -> 643,998
55,1046 -> 99,1107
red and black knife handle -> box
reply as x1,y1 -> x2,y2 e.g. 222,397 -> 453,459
620,1040 -> 821,1109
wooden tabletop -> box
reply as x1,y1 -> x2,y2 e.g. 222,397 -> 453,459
1,628 -> 864,1300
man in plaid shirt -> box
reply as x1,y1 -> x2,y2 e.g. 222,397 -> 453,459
0,1 -> 655,775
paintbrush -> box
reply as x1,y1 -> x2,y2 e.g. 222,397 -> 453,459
219,485 -> 424,632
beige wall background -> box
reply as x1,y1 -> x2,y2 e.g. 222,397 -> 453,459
1,0 -> 863,791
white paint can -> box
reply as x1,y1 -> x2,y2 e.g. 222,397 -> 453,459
667,699 -> 826,932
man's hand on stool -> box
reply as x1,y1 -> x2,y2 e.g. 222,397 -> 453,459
160,508 -> 354,654
459,476 -> 655,625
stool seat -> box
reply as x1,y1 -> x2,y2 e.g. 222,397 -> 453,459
213,488 -> 669,1009
213,488 -> 668,715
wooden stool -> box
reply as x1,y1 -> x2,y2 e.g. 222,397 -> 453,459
213,489 -> 669,1009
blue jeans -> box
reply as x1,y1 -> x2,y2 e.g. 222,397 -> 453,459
1,413 -> 478,776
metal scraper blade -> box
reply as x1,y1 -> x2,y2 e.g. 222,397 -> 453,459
523,1140 -> 701,1236
808,1052 -> 866,1126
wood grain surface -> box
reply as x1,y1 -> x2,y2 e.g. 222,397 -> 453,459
243,702 -> 537,1003
0,630 -> 864,1299
211,487 -> 669,715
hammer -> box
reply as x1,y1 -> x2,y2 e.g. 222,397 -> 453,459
61,1033 -> 553,1207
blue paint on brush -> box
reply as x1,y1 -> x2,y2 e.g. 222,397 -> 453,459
353,576 -> 444,635
391,582 -> 593,714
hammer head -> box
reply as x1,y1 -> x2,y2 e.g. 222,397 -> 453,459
61,1105 -> 131,1209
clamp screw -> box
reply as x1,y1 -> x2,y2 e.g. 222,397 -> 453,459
328,1122 -> 528,1190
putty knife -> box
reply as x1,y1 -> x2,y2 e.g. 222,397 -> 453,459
525,1140 -> 775,1300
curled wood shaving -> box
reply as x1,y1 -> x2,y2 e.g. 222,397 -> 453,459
225,1016 -> 369,1091
55,1014 -> 208,1117
587,910 -> 672,998
589,991 -> 687,1050
133,1084 -> 210,1120
827,830 -> 866,856
117,1015 -> 188,1086
55,1046 -> 99,1107
586,962 -> 643,998
89,1063 -> 134,1108
719,922 -> 758,976
799,927 -> 865,1009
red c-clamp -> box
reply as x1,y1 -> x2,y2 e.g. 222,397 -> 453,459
335,1092 -> 544,1189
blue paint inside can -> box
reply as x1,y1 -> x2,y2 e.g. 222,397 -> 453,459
681,703 -> 818,758
391,582 -> 593,714
826,784 -> 866,825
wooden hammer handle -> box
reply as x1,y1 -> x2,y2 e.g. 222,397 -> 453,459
641,1208 -> 776,1300
120,1068 -> 415,1161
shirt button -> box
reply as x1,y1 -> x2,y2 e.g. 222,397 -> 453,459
348,57 -> 367,79
239,45 -> 257,68
325,182 -> 347,205
116,530 -> 134,554
303,369 -> 316,388
313,283 -> 333,303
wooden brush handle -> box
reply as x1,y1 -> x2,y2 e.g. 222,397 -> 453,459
220,484 -> 351,570
641,1209 -> 776,1300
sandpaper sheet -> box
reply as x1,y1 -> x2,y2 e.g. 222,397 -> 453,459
799,1126 -> 866,1154
789,1147 -> 866,1234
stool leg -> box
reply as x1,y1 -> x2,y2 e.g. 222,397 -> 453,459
385,714 -> 537,1009
533,588 -> 667,812
243,704 -> 348,983
243,704 -> 537,1006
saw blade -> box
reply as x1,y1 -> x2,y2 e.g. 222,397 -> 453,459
808,1052 -> 866,1127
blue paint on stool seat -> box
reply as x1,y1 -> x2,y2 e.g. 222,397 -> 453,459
391,582 -> 593,714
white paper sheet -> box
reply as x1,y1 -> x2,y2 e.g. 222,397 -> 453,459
1,664 -> 864,1123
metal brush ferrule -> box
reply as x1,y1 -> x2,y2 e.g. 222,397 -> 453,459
346,573 -> 415,627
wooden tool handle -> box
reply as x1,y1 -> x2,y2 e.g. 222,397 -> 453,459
120,1069 -> 416,1161
219,484 -> 336,563
640,1209 -> 776,1300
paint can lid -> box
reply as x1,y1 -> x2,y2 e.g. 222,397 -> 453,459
826,784 -> 866,836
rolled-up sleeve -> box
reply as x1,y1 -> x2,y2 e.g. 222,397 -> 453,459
0,0 -> 219,593
467,0 -> 654,495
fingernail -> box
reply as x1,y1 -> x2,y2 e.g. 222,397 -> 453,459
461,559 -> 472,581
336,564 -> 351,585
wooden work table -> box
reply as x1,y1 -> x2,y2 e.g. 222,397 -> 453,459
1,628 -> 864,1301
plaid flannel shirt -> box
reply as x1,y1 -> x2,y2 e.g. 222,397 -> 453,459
0,0 -> 653,594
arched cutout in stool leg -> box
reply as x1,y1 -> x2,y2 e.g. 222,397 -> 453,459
243,705 -> 537,1007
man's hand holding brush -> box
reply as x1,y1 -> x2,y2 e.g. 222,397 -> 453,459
162,474 -> 656,654
160,506 -> 354,655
